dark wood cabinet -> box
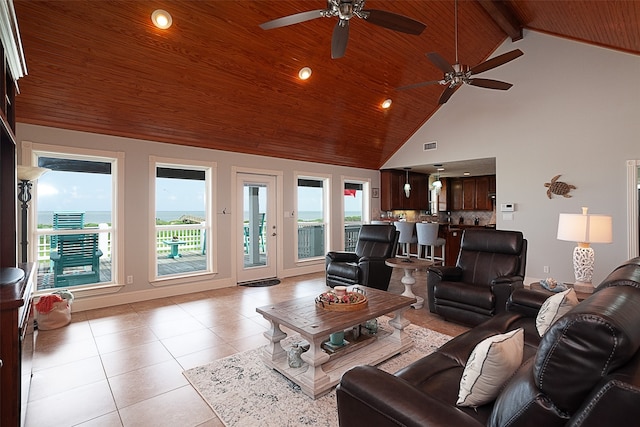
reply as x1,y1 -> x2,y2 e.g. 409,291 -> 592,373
1,263 -> 36,426
380,170 -> 429,211
448,175 -> 495,211
449,178 -> 463,211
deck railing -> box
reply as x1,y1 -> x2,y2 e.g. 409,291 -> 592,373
36,224 -> 363,262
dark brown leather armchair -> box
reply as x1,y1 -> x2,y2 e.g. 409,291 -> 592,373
325,224 -> 399,291
427,229 -> 527,326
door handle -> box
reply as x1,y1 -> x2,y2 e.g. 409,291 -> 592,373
271,233 -> 276,236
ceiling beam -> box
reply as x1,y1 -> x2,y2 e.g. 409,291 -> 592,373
477,0 -> 523,41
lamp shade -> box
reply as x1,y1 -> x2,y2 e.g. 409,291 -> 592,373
557,208 -> 612,244
17,165 -> 49,181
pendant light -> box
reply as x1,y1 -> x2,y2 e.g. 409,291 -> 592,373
404,168 -> 411,198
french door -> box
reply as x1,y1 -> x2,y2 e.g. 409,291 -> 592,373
236,173 -> 277,283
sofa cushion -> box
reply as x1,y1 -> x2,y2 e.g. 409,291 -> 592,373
434,281 -> 494,310
533,285 -> 640,413
457,328 -> 524,407
535,288 -> 579,336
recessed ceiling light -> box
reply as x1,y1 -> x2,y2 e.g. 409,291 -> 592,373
381,99 -> 392,109
463,172 -> 471,176
152,9 -> 172,29
298,67 -> 312,80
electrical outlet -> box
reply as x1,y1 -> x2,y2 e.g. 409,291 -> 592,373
126,275 -> 133,284
543,266 -> 549,274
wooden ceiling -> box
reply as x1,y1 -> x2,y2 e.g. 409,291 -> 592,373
13,1 -> 640,170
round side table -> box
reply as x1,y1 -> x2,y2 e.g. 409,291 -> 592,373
385,257 -> 435,309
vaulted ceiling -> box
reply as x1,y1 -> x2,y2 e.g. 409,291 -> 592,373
13,1 -> 640,170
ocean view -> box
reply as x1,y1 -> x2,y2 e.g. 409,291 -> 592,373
37,211 -> 362,226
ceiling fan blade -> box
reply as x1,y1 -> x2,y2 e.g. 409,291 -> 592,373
396,80 -> 442,91
468,78 -> 513,90
331,20 -> 350,59
363,9 -> 426,35
259,9 -> 325,30
426,52 -> 455,74
438,85 -> 457,104
469,49 -> 523,75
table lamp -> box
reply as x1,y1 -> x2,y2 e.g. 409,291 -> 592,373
557,207 -> 612,293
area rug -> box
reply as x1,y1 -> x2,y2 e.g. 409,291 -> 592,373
183,320 -> 452,426
239,278 -> 281,287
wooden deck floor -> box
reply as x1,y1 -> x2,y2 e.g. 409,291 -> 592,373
36,251 -> 268,290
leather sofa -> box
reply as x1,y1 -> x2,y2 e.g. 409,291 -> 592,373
326,224 -> 399,291
427,229 -> 527,326
337,257 -> 640,427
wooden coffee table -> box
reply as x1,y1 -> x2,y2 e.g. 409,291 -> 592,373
256,286 -> 416,399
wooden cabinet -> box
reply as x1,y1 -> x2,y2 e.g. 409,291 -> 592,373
0,263 -> 36,426
449,178 -> 463,211
380,170 -> 429,211
448,175 -> 495,211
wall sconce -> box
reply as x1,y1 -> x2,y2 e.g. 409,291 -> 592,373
151,9 -> 173,29
404,167 -> 411,198
557,206 -> 613,293
17,166 -> 50,263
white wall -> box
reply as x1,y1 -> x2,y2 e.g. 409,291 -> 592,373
383,30 -> 640,286
17,124 -> 380,307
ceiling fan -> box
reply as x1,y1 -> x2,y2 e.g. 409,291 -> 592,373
259,0 -> 426,59
397,0 -> 523,104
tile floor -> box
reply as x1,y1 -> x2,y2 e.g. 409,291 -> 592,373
25,269 -> 469,427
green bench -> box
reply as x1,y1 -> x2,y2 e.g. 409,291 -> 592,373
50,233 -> 103,287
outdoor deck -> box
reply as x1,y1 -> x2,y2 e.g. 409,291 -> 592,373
36,251 -> 269,290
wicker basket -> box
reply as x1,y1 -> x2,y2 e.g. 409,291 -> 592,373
315,291 -> 368,311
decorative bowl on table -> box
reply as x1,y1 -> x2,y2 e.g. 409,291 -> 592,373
315,288 -> 368,311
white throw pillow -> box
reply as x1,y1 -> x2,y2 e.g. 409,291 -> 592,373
457,328 -> 524,407
536,288 -> 579,336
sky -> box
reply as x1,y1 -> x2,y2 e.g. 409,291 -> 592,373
36,172 -> 363,212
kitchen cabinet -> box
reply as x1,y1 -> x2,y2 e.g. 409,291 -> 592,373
449,178 -> 463,211
380,170 -> 429,211
448,175 -> 495,211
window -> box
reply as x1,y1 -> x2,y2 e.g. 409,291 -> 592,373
31,147 -> 120,291
296,175 -> 329,261
151,157 -> 214,281
343,179 -> 369,251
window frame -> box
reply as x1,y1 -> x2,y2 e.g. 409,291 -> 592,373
149,156 -> 216,285
22,140 -> 125,297
341,176 -> 371,250
294,172 -> 330,263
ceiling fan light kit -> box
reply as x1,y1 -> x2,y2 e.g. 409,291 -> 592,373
259,0 -> 426,59
396,0 -> 523,104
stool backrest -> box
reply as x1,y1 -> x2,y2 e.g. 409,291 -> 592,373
416,222 -> 439,245
393,221 -> 416,244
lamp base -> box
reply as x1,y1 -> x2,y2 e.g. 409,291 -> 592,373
573,245 -> 594,284
572,281 -> 595,294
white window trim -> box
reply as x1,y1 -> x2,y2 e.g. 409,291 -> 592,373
341,175 -> 371,249
294,171 -> 331,263
149,156 -> 217,285
22,140 -> 125,297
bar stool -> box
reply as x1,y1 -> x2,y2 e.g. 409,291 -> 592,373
416,222 -> 445,264
394,221 -> 417,257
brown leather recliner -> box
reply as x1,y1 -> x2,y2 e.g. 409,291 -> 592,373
325,224 -> 399,291
427,229 -> 527,326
